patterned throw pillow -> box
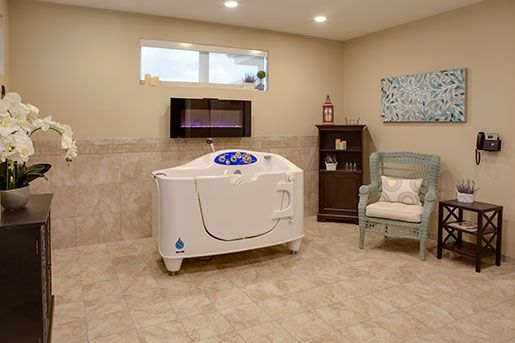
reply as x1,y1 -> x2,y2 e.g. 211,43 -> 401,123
379,176 -> 423,205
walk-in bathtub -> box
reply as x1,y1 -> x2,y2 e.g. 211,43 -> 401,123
152,149 -> 304,273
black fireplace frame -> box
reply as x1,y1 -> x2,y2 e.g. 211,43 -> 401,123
170,97 -> 251,138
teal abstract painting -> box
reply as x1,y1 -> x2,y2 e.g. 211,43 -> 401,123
381,68 -> 466,122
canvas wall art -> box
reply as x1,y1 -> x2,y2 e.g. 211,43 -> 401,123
380,68 -> 466,122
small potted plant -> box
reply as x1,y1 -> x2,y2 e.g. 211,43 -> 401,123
255,71 -> 266,91
243,73 -> 256,89
456,179 -> 477,203
325,154 -> 338,171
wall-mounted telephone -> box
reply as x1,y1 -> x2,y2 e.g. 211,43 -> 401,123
475,132 -> 501,165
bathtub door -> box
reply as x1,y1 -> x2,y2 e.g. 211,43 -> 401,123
195,172 -> 291,241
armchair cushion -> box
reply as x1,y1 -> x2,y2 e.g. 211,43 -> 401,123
366,201 -> 424,223
379,176 -> 423,205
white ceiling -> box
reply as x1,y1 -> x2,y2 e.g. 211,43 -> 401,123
36,0 -> 483,41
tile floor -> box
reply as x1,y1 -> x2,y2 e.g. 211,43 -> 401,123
51,217 -> 515,342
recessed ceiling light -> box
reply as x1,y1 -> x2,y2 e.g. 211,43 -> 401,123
224,1 -> 239,8
314,16 -> 327,23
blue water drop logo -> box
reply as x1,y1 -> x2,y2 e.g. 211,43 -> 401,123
175,238 -> 184,250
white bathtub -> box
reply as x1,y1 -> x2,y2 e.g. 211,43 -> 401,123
152,149 -> 304,273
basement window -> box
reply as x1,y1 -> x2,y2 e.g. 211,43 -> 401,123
140,39 -> 268,90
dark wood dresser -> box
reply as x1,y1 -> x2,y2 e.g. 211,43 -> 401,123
317,125 -> 366,223
0,194 -> 53,343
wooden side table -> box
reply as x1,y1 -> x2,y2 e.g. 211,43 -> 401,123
437,199 -> 503,272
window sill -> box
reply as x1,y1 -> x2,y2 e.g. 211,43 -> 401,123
139,80 -> 267,92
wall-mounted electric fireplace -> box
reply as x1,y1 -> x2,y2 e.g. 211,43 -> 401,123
170,98 -> 251,138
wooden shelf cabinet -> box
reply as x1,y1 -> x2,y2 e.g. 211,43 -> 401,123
316,125 -> 366,223
0,194 -> 54,343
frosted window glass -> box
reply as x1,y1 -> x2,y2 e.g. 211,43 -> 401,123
140,47 -> 199,82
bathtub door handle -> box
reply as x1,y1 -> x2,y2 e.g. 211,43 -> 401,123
273,181 -> 294,219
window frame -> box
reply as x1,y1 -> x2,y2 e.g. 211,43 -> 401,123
139,39 -> 268,90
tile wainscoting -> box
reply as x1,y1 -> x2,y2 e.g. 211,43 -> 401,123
30,136 -> 318,249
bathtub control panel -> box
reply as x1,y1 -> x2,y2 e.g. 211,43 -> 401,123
215,151 -> 257,165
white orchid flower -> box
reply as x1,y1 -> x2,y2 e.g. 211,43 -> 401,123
61,123 -> 73,136
0,92 -> 77,170
12,130 -> 34,156
3,92 -> 22,105
0,116 -> 20,137
65,141 -> 78,162
33,115 -> 53,132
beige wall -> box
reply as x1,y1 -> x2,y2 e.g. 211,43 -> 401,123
0,0 -> 8,88
10,0 -> 344,138
343,0 -> 515,257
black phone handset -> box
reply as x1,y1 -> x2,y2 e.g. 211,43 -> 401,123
476,132 -> 485,165
475,132 -> 501,165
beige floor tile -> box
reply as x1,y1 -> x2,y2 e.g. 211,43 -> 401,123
130,301 -> 177,329
237,321 -> 294,342
322,281 -> 361,303
52,319 -> 88,343
53,301 -> 85,325
372,286 -> 425,309
115,260 -> 152,279
84,293 -> 129,317
138,321 -> 192,343
290,286 -> 336,308
369,265 -> 420,284
180,311 -> 233,340
82,279 -> 121,301
401,278 -> 448,300
296,268 -> 344,286
221,303 -> 273,330
223,264 -> 277,287
490,298 -> 515,318
278,312 -> 333,340
205,287 -> 252,310
273,274 -> 317,294
188,270 -> 235,291
312,302 -> 368,329
118,275 -> 159,293
160,276 -> 206,301
435,319 -> 493,343
198,332 -> 245,343
89,330 -> 140,343
81,263 -> 117,285
340,320 -> 398,343
306,330 -> 352,343
168,294 -> 216,319
53,260 -> 81,279
124,287 -> 167,308
346,274 -> 396,294
54,273 -> 83,305
50,218 -> 515,343
403,300 -> 455,329
344,296 -> 397,319
403,333 -> 448,343
466,310 -> 515,341
426,293 -> 484,320
370,311 -> 431,340
86,310 -> 136,340
240,281 -> 285,301
257,295 -> 305,319
454,284 -> 506,309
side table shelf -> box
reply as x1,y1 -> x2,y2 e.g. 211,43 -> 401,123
437,199 -> 503,273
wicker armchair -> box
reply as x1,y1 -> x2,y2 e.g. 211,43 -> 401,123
358,152 -> 440,260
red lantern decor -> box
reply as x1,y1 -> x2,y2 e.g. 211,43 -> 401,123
322,95 -> 334,125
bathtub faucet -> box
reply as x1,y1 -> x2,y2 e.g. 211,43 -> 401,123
206,138 -> 216,152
